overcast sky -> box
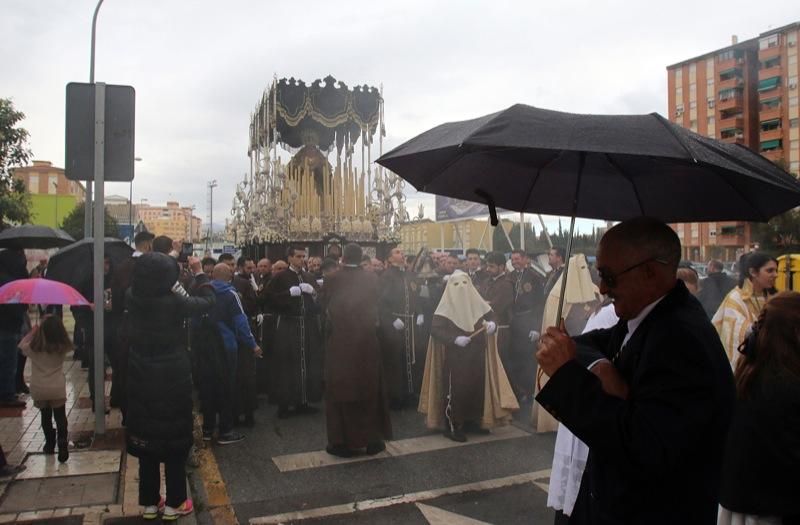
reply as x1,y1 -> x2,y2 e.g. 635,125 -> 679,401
2,1 -> 797,235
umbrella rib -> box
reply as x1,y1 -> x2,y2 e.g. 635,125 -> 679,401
521,151 -> 563,212
706,164 -> 770,222
651,113 -> 697,163
604,154 -> 645,216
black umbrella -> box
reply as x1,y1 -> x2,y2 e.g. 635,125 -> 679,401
377,104 -> 800,320
377,104 -> 800,223
46,237 -> 133,290
0,224 -> 75,249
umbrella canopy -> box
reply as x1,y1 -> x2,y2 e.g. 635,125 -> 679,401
0,225 -> 75,249
377,104 -> 800,223
0,278 -> 90,306
46,237 -> 133,290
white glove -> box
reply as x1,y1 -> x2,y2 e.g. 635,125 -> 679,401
416,314 -> 424,326
249,275 -> 259,292
484,321 -> 497,335
316,279 -> 324,287
289,286 -> 302,297
528,330 -> 540,342
442,274 -> 450,282
256,314 -> 264,326
454,335 -> 471,347
393,318 -> 405,330
299,282 -> 315,294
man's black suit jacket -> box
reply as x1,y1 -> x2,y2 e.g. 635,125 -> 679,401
537,281 -> 735,525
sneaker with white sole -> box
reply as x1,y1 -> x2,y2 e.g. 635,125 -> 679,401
162,499 -> 194,521
216,432 -> 245,445
142,505 -> 159,520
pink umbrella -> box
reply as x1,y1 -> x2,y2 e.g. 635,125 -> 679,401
0,278 -> 90,306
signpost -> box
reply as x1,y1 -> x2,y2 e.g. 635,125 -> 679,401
65,82 -> 135,435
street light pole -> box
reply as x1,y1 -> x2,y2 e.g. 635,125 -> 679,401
207,179 -> 217,252
129,157 -> 141,244
84,0 -> 105,239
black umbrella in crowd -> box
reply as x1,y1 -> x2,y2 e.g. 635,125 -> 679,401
46,237 -> 133,291
0,224 -> 75,249
377,103 -> 800,320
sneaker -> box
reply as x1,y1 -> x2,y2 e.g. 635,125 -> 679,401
202,429 -> 213,441
162,499 -> 194,521
216,432 -> 245,445
142,505 -> 159,520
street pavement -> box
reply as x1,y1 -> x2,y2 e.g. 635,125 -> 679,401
197,398 -> 557,524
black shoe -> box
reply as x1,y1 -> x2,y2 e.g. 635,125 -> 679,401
43,441 -> 55,454
58,440 -> 69,463
277,407 -> 290,419
464,422 -> 490,435
296,404 -> 319,415
325,445 -> 353,458
217,432 -> 245,445
366,441 -> 386,455
444,427 -> 467,443
202,430 -> 213,441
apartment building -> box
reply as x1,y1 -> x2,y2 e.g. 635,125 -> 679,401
11,160 -> 86,227
666,22 -> 799,260
137,201 -> 202,242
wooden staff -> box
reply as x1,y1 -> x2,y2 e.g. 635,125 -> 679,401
468,325 -> 487,340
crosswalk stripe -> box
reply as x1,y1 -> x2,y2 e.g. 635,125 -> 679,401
416,503 -> 492,524
249,469 -> 551,524
272,425 -> 530,472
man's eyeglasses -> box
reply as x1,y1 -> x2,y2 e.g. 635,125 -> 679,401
597,257 -> 669,289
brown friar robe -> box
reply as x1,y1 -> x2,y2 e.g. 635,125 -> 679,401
418,315 -> 518,430
321,267 -> 392,448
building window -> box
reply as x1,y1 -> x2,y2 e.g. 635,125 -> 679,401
718,49 -> 735,61
719,68 -> 742,82
760,139 -> 782,151
675,68 -> 683,83
789,76 -> 798,89
790,161 -> 800,174
761,97 -> 781,111
707,116 -> 715,125
761,118 -> 781,131
790,96 -> 799,108
28,175 -> 38,193
676,87 -> 683,100
757,77 -> 780,92
721,128 -> 743,139
690,101 -> 697,110
690,120 -> 697,130
719,88 -> 740,101
790,118 -> 799,128
761,56 -> 781,69
759,34 -> 780,50
707,78 -> 715,88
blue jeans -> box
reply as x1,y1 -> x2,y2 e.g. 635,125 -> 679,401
0,331 -> 20,402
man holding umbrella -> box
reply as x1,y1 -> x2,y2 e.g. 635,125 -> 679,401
536,217 -> 735,524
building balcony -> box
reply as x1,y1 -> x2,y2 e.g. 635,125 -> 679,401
717,57 -> 745,73
761,148 -> 784,162
718,115 -> 744,130
759,106 -> 782,121
758,85 -> 783,101
758,65 -> 782,81
718,96 -> 743,112
758,45 -> 781,61
720,135 -> 746,145
718,76 -> 745,90
760,128 -> 783,142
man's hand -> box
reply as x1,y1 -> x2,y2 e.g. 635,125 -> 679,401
256,313 -> 264,326
299,282 -> 315,294
536,323 -> 575,377
484,320 -> 497,335
188,256 -> 201,274
528,330 -> 540,343
416,314 -> 424,326
316,279 -> 324,287
454,335 -> 471,347
289,286 -> 302,297
393,318 -> 405,330
172,239 -> 182,254
253,345 -> 263,359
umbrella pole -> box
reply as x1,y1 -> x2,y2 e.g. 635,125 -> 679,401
554,153 -> 585,327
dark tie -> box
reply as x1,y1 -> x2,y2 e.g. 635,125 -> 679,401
610,321 -> 629,364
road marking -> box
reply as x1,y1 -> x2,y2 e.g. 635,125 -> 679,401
416,503 -> 492,525
249,469 -> 551,524
272,425 -> 530,472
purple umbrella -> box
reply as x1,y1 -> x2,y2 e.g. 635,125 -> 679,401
0,278 -> 90,306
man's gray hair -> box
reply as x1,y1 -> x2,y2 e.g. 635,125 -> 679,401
608,217 -> 681,269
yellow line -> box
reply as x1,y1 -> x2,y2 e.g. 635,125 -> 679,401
195,416 -> 238,525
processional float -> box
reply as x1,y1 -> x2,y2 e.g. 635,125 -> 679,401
230,75 -> 408,259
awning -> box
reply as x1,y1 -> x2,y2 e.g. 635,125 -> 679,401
719,68 -> 739,77
760,118 -> 781,127
758,77 -> 780,91
761,139 -> 781,150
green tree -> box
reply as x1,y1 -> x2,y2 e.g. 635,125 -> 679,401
752,208 -> 800,253
0,98 -> 33,229
60,202 -> 119,241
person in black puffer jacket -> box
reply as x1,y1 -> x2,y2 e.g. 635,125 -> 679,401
125,252 -> 214,520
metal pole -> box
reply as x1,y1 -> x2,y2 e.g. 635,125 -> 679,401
92,82 -> 106,434
85,0 -> 105,239
128,182 -> 133,242
520,212 -> 525,251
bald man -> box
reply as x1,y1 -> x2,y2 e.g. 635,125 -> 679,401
535,217 -> 734,525
197,262 -> 261,445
